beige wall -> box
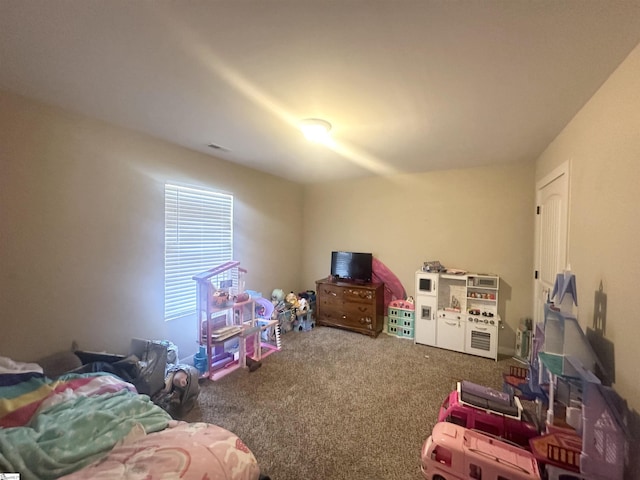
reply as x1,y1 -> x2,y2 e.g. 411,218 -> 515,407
0,90 -> 304,362
301,162 -> 536,353
536,43 -> 640,411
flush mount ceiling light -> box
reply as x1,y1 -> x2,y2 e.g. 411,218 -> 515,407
299,118 -> 332,143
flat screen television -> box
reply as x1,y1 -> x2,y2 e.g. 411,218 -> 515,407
331,251 -> 373,283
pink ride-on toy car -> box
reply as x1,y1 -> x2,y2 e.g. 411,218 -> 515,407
421,422 -> 541,480
438,381 -> 539,448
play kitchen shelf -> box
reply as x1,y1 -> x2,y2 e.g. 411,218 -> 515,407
466,274 -> 499,318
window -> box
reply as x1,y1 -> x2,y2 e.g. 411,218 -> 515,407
164,183 -> 233,320
475,420 -> 500,437
449,411 -> 468,427
432,446 -> 452,467
469,463 -> 482,479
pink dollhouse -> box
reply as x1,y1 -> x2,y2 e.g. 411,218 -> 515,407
193,261 -> 279,381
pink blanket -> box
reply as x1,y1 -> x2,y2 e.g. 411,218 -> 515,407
61,422 -> 261,480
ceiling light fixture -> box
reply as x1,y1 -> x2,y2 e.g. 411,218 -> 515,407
299,118 -> 332,143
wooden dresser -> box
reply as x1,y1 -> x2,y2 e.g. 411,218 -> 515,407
315,278 -> 385,337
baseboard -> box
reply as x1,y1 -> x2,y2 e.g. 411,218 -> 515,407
498,345 -> 516,358
180,354 -> 195,366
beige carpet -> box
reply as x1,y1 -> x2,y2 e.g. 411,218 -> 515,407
184,326 -> 518,480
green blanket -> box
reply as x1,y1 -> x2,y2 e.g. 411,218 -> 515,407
0,389 -> 171,480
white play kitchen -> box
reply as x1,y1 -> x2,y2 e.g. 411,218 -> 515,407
414,267 -> 500,360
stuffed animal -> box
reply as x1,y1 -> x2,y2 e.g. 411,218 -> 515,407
153,365 -> 200,419
270,289 -> 286,319
285,291 -> 299,309
297,298 -> 309,317
271,288 -> 285,305
170,370 -> 189,389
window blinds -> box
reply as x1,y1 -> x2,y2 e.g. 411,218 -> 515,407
164,183 -> 233,320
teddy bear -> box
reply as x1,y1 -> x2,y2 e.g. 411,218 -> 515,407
285,291 -> 300,310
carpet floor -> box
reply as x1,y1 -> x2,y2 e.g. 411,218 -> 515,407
184,325 -> 519,480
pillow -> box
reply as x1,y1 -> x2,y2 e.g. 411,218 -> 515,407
36,351 -> 83,378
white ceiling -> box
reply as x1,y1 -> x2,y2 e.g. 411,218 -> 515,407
2,1 -> 640,184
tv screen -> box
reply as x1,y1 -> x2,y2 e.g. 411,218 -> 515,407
331,251 -> 373,283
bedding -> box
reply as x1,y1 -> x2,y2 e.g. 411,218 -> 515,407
0,357 -> 261,480
60,422 -> 260,480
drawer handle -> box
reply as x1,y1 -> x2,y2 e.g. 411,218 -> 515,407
445,321 -> 457,327
329,291 -> 337,296
341,315 -> 347,319
358,306 -> 367,312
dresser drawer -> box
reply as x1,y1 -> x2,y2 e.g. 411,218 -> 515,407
318,308 -> 376,331
317,293 -> 343,309
342,286 -> 376,304
343,302 -> 375,318
317,283 -> 344,297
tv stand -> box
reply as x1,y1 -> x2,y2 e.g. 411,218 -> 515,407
315,278 -> 384,337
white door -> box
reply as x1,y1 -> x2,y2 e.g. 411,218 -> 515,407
534,163 -> 569,326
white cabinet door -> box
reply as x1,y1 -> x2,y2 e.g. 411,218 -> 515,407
436,311 -> 465,352
414,296 -> 437,346
416,271 -> 438,296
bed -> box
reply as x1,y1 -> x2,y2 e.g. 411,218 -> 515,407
0,356 -> 262,480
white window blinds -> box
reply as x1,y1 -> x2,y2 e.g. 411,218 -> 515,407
164,183 -> 233,320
